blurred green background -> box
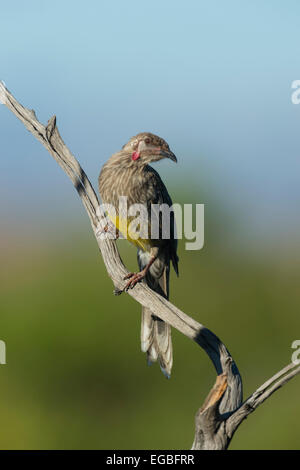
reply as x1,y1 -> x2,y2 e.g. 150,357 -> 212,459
0,188 -> 299,449
1,0 -> 300,450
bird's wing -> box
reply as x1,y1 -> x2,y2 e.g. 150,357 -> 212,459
144,166 -> 179,275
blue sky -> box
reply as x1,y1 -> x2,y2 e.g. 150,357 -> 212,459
1,0 -> 300,248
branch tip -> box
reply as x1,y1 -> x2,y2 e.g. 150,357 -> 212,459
46,115 -> 57,140
0,80 -> 7,105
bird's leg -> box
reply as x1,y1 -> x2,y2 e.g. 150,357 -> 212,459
123,256 -> 157,291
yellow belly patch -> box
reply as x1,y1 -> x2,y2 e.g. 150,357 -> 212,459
107,213 -> 152,252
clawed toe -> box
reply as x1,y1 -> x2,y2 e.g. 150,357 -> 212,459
123,272 -> 145,291
123,272 -> 134,280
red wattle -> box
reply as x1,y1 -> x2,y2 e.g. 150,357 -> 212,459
132,151 -> 140,161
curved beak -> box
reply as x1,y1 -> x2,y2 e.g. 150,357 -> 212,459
161,149 -> 177,163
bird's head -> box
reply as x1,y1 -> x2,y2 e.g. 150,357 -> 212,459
122,132 -> 177,165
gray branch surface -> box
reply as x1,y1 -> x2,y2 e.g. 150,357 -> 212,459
1,81 -> 299,450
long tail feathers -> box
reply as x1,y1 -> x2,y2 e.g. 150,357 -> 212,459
141,307 -> 158,362
139,251 -> 173,378
141,308 -> 173,378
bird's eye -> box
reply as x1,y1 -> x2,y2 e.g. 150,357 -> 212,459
144,137 -> 150,145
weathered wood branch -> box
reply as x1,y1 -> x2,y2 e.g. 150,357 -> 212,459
227,362 -> 300,436
1,81 -> 299,450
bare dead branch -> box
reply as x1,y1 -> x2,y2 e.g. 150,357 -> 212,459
1,80 -> 299,450
226,362 -> 300,438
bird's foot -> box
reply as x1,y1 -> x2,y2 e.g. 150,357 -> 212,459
123,270 -> 146,291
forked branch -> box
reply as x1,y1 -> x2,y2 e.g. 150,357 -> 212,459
1,81 -> 299,450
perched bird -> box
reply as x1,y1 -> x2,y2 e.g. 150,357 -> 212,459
98,132 -> 179,378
